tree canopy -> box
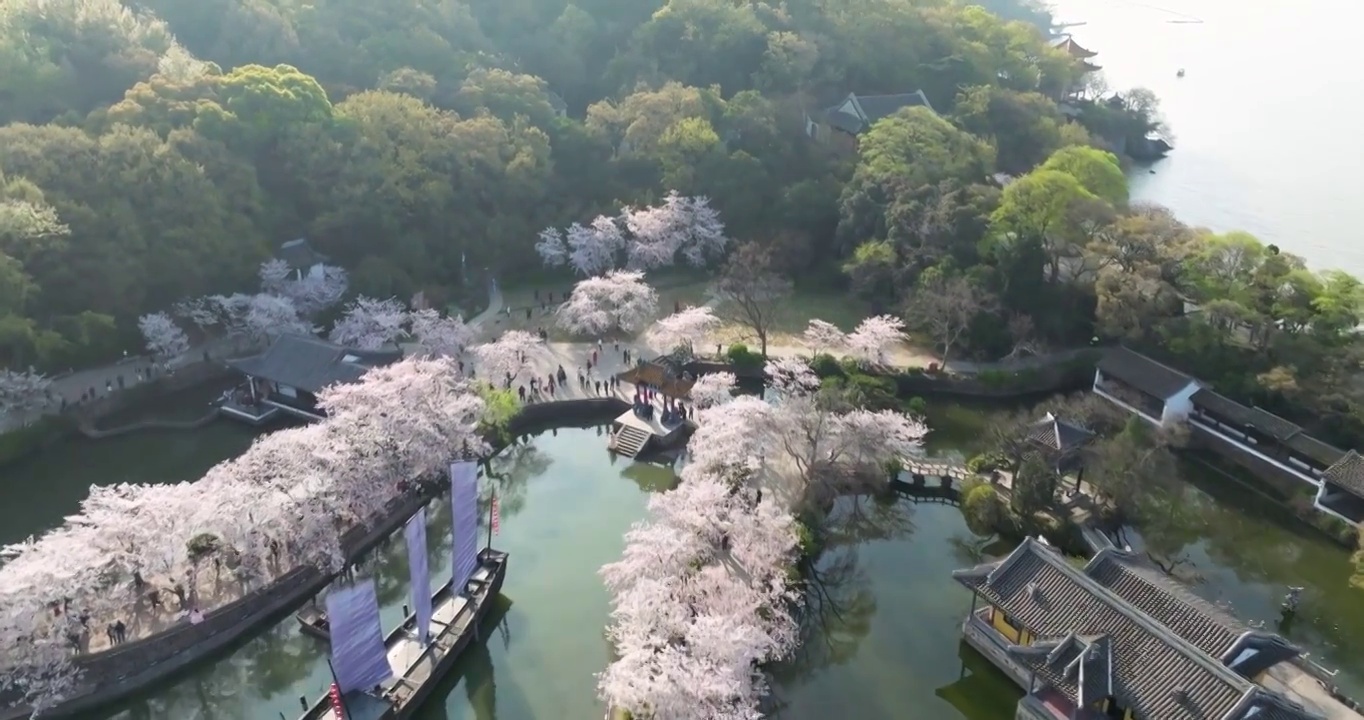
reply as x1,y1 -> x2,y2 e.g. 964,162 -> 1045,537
4,0 -> 1359,458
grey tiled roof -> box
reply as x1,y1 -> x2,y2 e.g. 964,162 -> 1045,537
1283,434 -> 1347,467
820,91 -> 935,135
1323,450 -> 1364,498
1026,413 -> 1094,452
1192,389 -> 1304,441
278,238 -> 326,270
952,539 -> 1318,720
228,334 -> 401,394
1084,550 -> 1242,656
1098,347 -> 1198,399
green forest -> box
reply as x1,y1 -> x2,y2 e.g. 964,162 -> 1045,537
2,0 -> 1363,446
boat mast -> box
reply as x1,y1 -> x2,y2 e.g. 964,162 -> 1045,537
485,488 -> 495,552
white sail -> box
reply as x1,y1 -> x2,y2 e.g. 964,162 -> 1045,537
326,578 -> 393,692
405,507 -> 432,644
450,460 -> 480,595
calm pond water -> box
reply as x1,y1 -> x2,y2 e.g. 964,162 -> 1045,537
6,402 -> 1361,718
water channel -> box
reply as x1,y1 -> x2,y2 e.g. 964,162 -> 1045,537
2,396 -> 1360,719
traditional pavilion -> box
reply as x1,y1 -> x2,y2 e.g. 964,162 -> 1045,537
954,538 -> 1332,720
221,334 -> 401,423
1051,34 -> 1102,102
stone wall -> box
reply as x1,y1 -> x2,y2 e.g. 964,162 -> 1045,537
22,398 -> 627,720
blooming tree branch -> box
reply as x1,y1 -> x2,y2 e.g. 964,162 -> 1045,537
409,308 -> 474,358
137,312 -> 190,360
0,358 -> 488,711
845,315 -> 906,367
556,270 -> 658,337
644,306 -> 719,353
537,192 -> 728,276
599,357 -> 928,717
687,372 -> 737,409
471,330 -> 543,381
801,319 -> 847,355
329,296 -> 409,350
0,369 -> 52,419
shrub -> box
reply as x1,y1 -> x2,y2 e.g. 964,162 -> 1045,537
961,481 -> 1007,536
966,451 -> 1010,474
905,396 -> 927,415
726,343 -> 763,372
808,353 -> 844,378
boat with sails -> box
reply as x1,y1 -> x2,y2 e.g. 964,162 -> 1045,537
296,460 -> 507,720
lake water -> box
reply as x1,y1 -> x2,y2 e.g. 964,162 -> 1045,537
7,407 -> 1362,719
1048,0 -> 1363,276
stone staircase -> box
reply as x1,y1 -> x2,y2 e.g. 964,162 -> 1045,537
612,424 -> 653,458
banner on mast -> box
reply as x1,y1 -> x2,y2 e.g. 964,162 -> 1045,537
326,579 -> 393,693
404,507 -> 432,644
450,460 -> 480,596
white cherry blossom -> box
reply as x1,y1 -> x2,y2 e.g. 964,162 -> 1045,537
645,306 -> 719,352
329,296 -> 409,350
556,270 -> 658,337
137,312 -> 190,360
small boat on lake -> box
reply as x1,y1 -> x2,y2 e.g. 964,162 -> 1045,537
296,550 -> 507,720
296,602 -> 330,641
297,460 -> 506,720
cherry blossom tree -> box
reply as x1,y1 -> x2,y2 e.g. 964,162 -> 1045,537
138,312 -> 190,360
556,270 -> 658,337
687,372 -> 737,409
235,293 -> 317,342
177,293 -> 315,342
0,369 -> 52,419
845,315 -> 906,366
0,358 -> 490,711
471,330 -> 543,381
537,193 -> 728,276
801,319 -> 847,355
409,308 -> 474,358
329,296 -> 409,350
598,465 -> 800,720
538,216 -> 626,277
598,356 -> 927,718
645,306 -> 719,353
260,258 -> 351,315
624,192 -> 728,270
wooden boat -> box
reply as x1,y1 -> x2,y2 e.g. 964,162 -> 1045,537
296,548 -> 509,720
296,603 -> 331,641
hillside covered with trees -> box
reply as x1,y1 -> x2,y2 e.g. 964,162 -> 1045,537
2,0 -> 1363,447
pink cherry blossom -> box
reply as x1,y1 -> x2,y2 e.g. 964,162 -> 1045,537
556,270 -> 658,337
471,330 -> 544,381
0,369 -> 53,418
687,372 -> 737,409
329,296 -> 409,350
645,306 -> 719,352
0,358 -> 488,710
801,318 -> 847,355
845,315 -> 906,366
137,312 -> 190,360
409,308 -> 474,358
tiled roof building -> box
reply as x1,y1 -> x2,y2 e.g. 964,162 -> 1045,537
954,538 -> 1326,719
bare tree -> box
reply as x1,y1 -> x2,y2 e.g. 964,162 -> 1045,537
904,274 -> 996,369
712,242 -> 792,358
